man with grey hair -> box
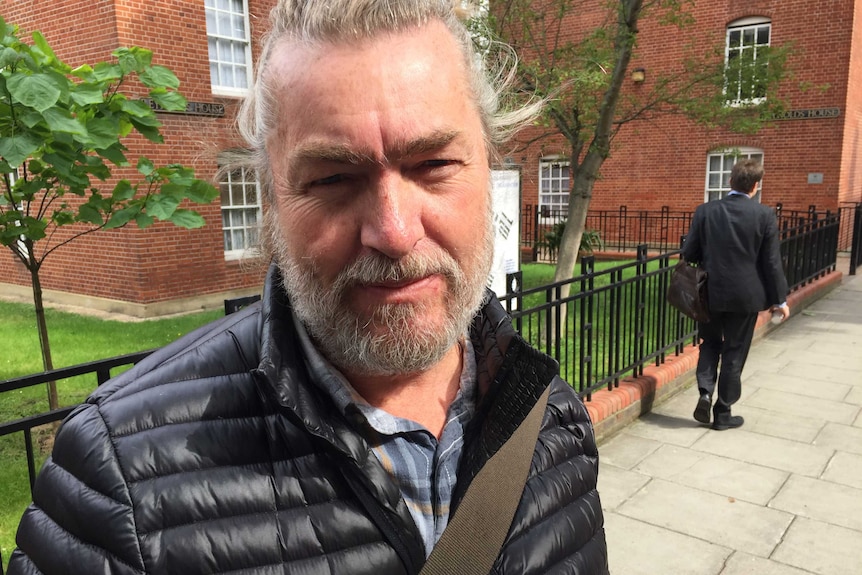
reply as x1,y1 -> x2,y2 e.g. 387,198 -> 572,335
9,1 -> 607,573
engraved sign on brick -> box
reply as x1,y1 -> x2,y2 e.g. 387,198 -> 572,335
140,98 -> 225,117
773,107 -> 840,121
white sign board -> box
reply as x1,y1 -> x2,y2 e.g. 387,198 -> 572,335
488,169 -> 521,298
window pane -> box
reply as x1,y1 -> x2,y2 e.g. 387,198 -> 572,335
217,0 -> 230,10
232,229 -> 244,250
219,64 -> 232,86
708,155 -> 721,171
232,14 -> 245,38
708,173 -> 720,188
224,230 -> 232,251
757,26 -> 769,44
729,30 -> 740,46
244,183 -> 257,204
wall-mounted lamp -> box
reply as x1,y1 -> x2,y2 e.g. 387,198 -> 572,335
631,67 -> 646,84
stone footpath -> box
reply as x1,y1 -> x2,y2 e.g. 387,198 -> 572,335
598,270 -> 862,574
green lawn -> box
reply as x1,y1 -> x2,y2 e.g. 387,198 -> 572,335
0,301 -> 223,569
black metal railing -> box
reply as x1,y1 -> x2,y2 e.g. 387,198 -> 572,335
780,211 -> 840,288
523,203 -> 858,264
501,246 -> 698,399
503,211 -> 840,398
0,350 -> 153,574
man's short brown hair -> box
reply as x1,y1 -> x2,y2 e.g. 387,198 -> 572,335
729,159 -> 764,194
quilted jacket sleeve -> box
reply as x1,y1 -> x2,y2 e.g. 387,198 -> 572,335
8,403 -> 145,575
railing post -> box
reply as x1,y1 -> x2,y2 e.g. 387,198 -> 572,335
25,429 -> 36,492
618,205 -> 627,250
660,206 -> 670,252
634,245 -> 648,377
578,256 -> 595,397
505,271 -> 523,332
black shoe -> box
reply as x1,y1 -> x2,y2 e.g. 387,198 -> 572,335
693,393 -> 711,424
712,415 -> 744,431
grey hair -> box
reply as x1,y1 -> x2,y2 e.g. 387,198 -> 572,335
233,0 -> 543,201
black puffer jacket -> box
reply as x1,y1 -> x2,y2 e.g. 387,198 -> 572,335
10,267 -> 608,574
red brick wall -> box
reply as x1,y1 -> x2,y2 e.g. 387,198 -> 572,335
0,0 -> 276,305
510,0 -> 860,224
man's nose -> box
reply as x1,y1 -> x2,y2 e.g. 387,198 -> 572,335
360,172 -> 424,259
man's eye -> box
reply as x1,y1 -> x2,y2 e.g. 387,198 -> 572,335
421,159 -> 455,168
309,174 -> 346,187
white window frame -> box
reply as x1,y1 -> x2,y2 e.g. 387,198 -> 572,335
219,166 -> 262,260
205,0 -> 253,97
538,157 -> 570,219
3,169 -> 29,261
704,148 -> 764,203
725,17 -> 771,106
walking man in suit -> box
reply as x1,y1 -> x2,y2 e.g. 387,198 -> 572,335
682,159 -> 789,430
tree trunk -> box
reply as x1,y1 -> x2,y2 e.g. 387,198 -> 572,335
29,264 -> 59,411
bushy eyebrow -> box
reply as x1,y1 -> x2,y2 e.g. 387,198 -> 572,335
287,130 -> 460,176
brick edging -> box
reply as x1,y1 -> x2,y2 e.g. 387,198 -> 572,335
586,270 -> 844,443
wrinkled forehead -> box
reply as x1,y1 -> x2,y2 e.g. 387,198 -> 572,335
262,20 -> 469,91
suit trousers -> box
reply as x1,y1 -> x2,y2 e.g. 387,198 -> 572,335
695,311 -> 759,416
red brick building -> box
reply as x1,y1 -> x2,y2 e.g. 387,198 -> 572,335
0,0 -> 276,316
2,1 -> 860,313
510,0 -> 862,247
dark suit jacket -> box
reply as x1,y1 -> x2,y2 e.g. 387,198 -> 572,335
681,194 -> 788,313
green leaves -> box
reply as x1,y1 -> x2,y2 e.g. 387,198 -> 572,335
140,65 -> 180,90
0,19 -> 217,271
6,73 -> 64,111
0,133 -> 41,167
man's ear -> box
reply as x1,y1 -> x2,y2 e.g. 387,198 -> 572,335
749,181 -> 759,198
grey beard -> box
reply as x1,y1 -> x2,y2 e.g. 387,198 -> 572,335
269,215 -> 493,376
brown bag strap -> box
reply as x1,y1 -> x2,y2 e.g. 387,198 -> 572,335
419,385 -> 551,575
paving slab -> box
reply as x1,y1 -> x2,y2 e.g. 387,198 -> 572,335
635,447 -> 788,506
605,511 -> 730,575
623,411 -> 709,448
769,475 -> 862,531
812,421 -> 862,455
844,386 -> 862,406
742,371 -> 850,402
596,464 -> 651,511
616,479 -> 793,558
692,429 -> 833,477
778,360 -> 861,387
771,518 -> 862,575
721,552 -> 818,575
599,433 -> 662,470
742,387 -> 857,425
729,405 -> 824,443
820,451 -> 862,490
770,347 -> 862,372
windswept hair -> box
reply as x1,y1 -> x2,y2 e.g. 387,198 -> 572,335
231,0 -> 542,201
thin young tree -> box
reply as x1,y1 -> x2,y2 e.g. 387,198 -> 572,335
0,18 -> 218,410
486,0 -> 789,286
